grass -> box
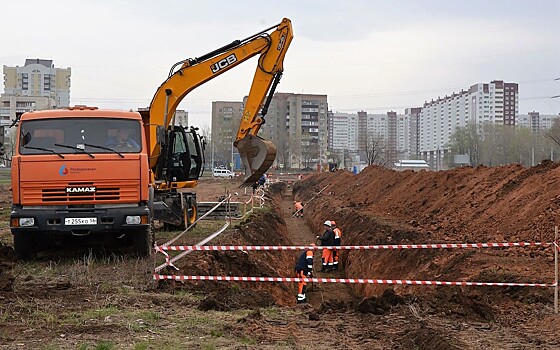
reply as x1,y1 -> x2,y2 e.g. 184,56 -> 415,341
154,220 -> 229,245
0,168 -> 10,184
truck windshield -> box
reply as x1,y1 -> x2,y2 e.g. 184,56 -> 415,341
19,118 -> 142,155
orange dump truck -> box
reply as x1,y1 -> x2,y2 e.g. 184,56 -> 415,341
10,107 -> 153,258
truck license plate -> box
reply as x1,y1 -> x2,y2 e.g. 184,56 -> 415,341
64,218 -> 97,225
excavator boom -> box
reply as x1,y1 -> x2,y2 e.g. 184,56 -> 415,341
147,18 -> 293,188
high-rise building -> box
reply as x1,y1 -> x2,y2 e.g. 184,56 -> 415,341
173,110 -> 188,128
1,59 -> 71,123
212,92 -> 328,171
406,107 -> 422,158
265,93 -> 328,170
419,80 -> 518,169
357,110 -> 368,152
328,112 -> 359,152
517,111 -> 560,132
387,111 -> 398,164
211,101 -> 243,169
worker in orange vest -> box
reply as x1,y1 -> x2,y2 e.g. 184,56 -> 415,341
295,243 -> 315,303
294,201 -> 304,218
316,220 -> 335,272
331,220 -> 342,270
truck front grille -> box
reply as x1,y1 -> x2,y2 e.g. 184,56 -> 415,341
42,187 -> 120,202
21,180 -> 140,205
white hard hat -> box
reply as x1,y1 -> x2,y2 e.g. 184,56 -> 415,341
324,220 -> 332,227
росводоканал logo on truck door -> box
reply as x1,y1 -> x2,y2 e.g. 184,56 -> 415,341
59,164 -> 69,176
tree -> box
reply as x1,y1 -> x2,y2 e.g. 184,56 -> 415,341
448,122 -> 557,168
447,123 -> 480,166
364,133 -> 389,166
301,139 -> 318,170
546,119 -> 560,148
276,141 -> 290,171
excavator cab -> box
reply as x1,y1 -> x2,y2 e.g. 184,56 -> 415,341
159,126 -> 204,185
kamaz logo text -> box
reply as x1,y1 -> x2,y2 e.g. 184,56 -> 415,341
211,54 -> 237,74
66,187 -> 96,193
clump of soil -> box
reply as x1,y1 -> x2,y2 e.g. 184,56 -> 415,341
356,288 -> 404,314
396,324 -> 464,350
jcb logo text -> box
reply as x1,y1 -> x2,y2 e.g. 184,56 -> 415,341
211,54 -> 237,74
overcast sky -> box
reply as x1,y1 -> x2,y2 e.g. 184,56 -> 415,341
3,0 -> 559,128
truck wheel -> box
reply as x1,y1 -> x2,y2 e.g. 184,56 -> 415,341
131,227 -> 152,257
184,201 -> 198,229
13,232 -> 36,260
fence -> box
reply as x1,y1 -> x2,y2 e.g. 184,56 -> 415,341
154,188 -> 266,273
155,231 -> 560,313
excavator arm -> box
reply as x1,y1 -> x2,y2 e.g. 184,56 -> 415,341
146,18 -> 293,187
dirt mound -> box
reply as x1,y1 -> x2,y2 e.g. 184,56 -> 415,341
356,288 -> 404,314
0,243 -> 15,292
294,163 -> 558,310
160,183 -> 296,307
396,324 -> 464,350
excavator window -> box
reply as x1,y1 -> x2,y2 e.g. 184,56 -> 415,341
163,128 -> 191,183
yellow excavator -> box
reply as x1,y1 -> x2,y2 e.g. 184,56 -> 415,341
6,19 -> 293,259
139,17 -> 293,229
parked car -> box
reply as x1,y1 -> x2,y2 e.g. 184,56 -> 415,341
212,168 -> 234,178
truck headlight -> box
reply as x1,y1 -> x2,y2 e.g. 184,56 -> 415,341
19,218 -> 35,227
125,216 -> 141,225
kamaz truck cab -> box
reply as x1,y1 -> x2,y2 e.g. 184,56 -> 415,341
10,106 -> 153,258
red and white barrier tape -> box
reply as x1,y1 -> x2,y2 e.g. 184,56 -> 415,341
156,242 -> 550,252
154,222 -> 230,273
153,274 -> 554,287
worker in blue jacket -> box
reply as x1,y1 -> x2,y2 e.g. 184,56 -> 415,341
295,243 -> 315,304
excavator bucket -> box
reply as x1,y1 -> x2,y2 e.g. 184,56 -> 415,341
236,134 -> 277,187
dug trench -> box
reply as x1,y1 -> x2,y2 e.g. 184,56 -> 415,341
167,177 -> 558,349
290,165 -> 560,348
165,182 -> 462,348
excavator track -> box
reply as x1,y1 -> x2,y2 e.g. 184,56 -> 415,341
236,134 -> 277,187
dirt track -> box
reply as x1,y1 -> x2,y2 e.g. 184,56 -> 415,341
1,168 -> 560,349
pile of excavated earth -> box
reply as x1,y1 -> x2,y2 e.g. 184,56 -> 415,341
1,164 -> 560,348
172,163 -> 560,348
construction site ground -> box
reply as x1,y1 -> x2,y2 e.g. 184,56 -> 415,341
0,166 -> 559,349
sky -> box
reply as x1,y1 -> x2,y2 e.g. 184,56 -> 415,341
2,0 -> 560,129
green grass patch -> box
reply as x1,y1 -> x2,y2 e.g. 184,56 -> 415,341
94,341 -> 115,350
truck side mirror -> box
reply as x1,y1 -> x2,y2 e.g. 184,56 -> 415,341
0,126 -> 4,148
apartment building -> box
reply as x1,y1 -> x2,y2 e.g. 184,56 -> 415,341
264,93 -> 328,170
211,93 -> 328,171
2,59 -> 71,124
211,101 -> 243,169
173,110 -> 188,128
419,80 -> 518,168
406,107 -> 422,158
328,112 -> 359,152
517,111 -> 560,132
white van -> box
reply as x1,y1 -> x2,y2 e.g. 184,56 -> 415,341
212,168 -> 234,178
